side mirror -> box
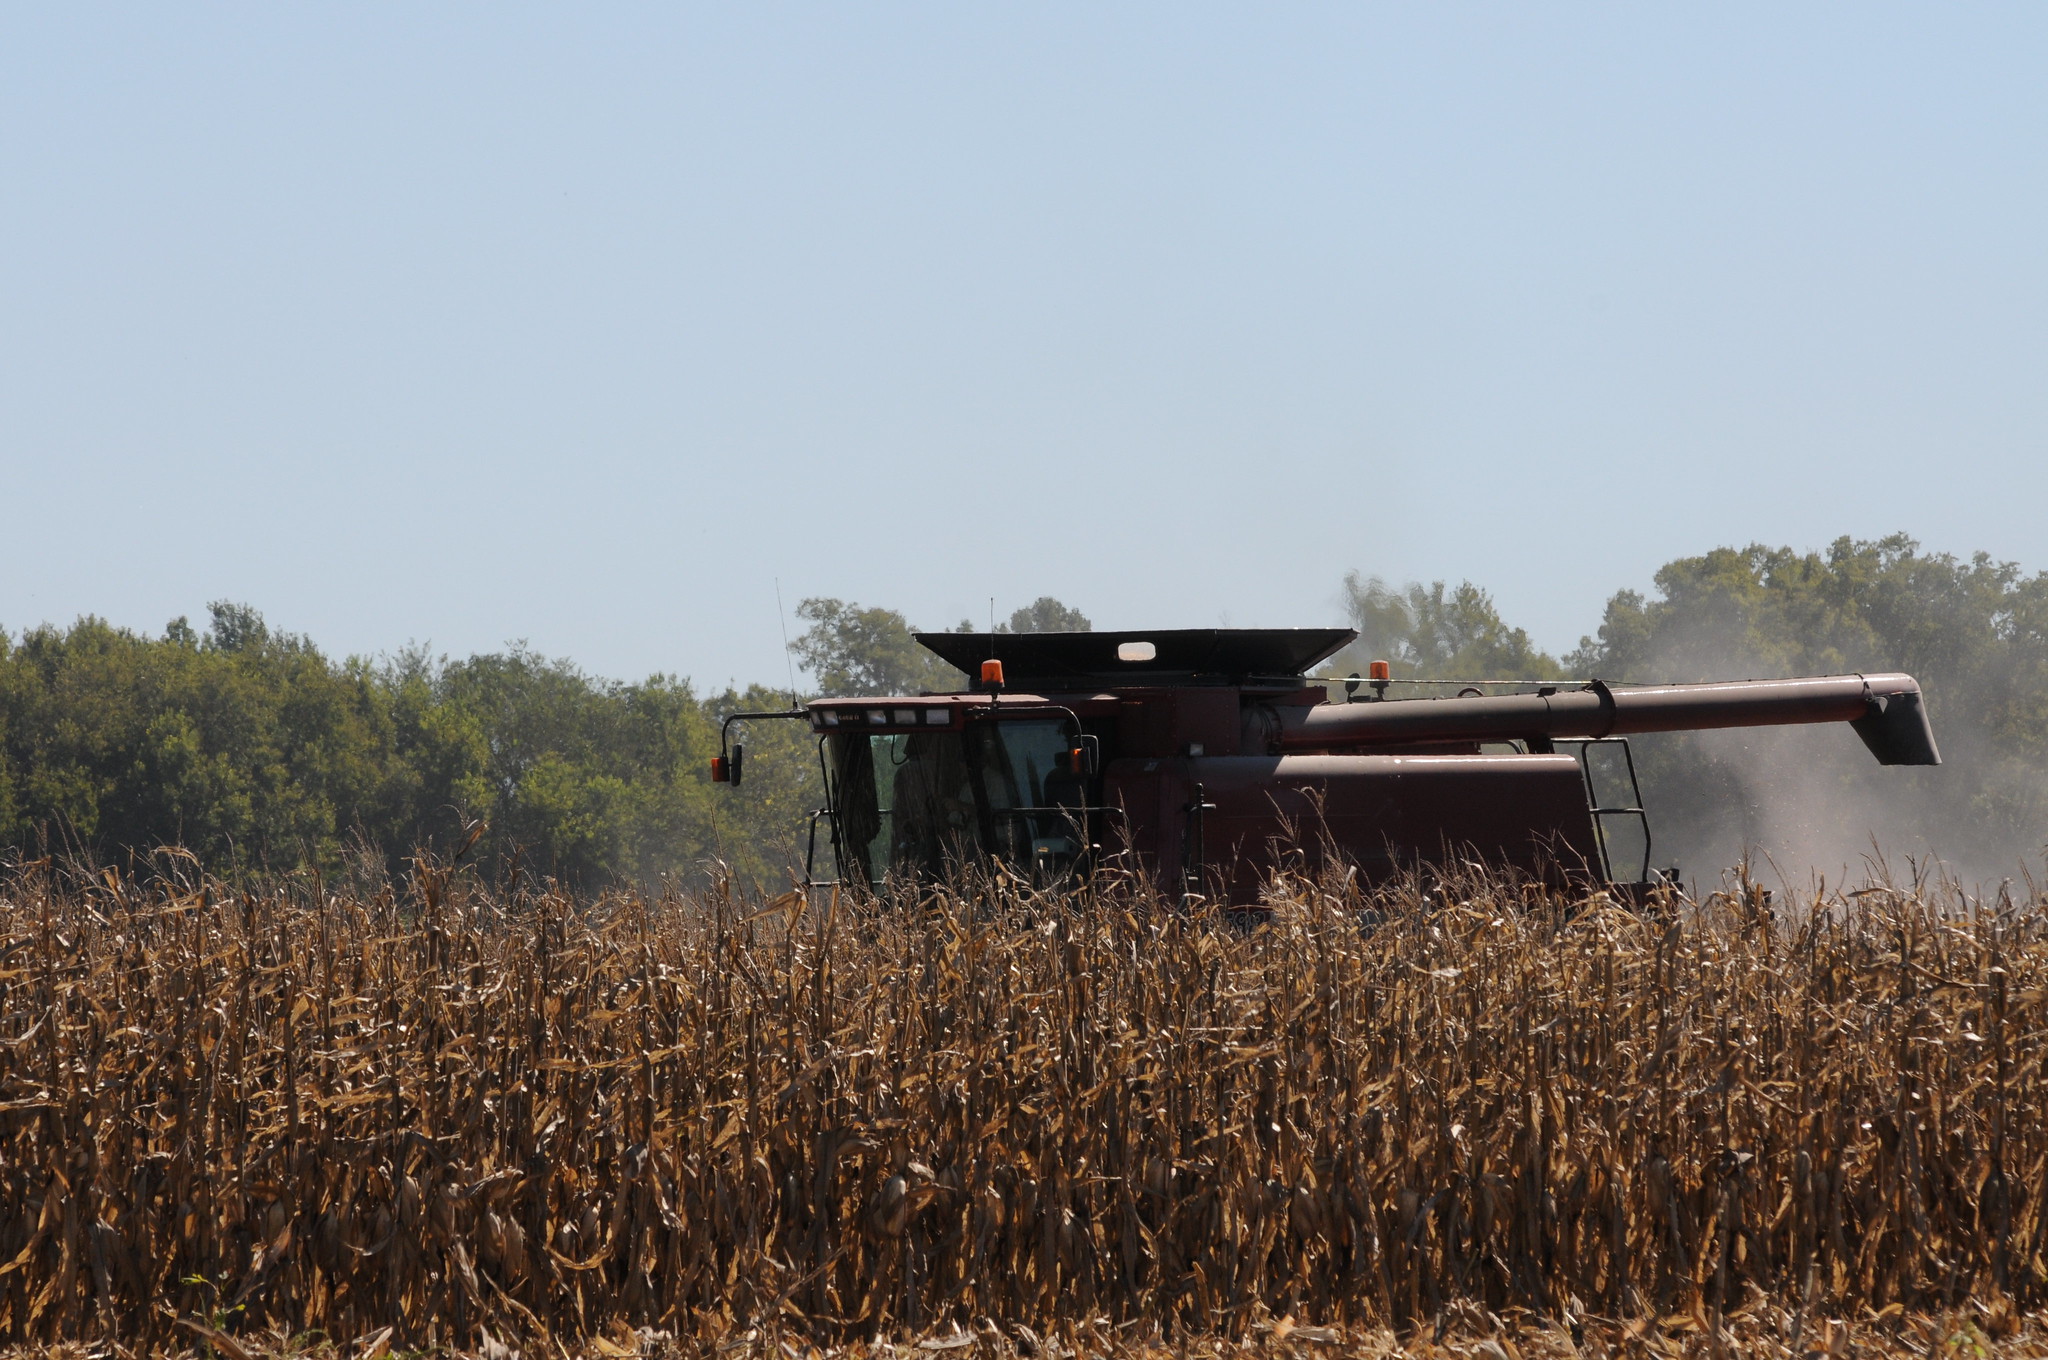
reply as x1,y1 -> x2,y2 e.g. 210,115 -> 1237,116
1068,735 -> 1100,777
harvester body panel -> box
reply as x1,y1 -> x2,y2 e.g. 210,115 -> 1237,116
1109,753 -> 1603,901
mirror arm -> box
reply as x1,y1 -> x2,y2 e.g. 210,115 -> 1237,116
713,707 -> 810,788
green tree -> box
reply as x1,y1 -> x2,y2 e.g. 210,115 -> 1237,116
789,598 -> 962,697
1336,573 -> 1559,681
386,648 -> 812,888
0,605 -> 404,869
1003,598 -> 1091,633
0,607 -> 819,891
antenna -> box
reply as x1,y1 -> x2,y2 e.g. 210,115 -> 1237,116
774,579 -> 800,711
989,596 -> 996,650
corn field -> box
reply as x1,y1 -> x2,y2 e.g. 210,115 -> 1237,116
3,855 -> 2048,1355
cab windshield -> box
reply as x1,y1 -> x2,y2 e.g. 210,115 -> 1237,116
827,718 -> 1087,887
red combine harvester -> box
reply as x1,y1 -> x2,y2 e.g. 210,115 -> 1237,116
714,629 -> 1940,903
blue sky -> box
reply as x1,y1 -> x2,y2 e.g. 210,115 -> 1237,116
3,7 -> 2042,686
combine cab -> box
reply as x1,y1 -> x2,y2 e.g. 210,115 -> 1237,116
716,629 -> 1940,903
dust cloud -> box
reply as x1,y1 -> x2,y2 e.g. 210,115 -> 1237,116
1624,672 -> 2046,897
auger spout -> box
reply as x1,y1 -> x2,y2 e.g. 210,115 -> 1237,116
1280,672 -> 1940,766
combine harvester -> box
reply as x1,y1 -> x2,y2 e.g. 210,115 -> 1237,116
714,629 -> 1939,904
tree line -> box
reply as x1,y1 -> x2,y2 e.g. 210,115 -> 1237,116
0,605 -> 800,889
2,540 -> 2043,887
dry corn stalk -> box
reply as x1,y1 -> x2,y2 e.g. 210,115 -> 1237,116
0,855 -> 2044,1353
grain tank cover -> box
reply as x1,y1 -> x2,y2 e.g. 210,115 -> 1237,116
915,628 -> 1357,688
